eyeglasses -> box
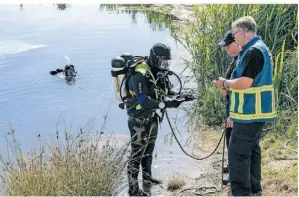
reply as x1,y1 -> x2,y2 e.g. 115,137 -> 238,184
232,29 -> 241,36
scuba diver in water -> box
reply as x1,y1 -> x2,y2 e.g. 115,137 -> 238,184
111,43 -> 194,196
50,56 -> 77,82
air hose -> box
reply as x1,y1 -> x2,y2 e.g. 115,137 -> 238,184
165,109 -> 225,161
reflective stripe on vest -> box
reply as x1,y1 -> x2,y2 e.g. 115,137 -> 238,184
229,37 -> 276,122
230,111 -> 276,120
230,84 -> 276,120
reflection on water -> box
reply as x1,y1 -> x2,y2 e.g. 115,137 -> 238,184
99,4 -> 176,31
56,4 -> 70,10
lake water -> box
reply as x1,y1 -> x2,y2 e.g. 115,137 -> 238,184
0,4 -> 204,191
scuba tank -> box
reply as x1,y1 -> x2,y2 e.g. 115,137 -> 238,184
111,56 -> 128,102
111,53 -> 147,102
111,53 -> 137,102
120,53 -> 133,63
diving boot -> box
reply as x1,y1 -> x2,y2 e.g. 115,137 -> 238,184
148,177 -> 162,185
128,188 -> 149,196
143,181 -> 152,195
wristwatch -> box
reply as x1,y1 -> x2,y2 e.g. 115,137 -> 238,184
223,80 -> 229,90
158,102 -> 166,109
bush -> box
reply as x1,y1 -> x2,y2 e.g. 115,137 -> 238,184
166,173 -> 186,191
0,123 -> 129,196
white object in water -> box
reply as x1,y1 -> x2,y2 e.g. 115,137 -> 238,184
64,55 -> 71,65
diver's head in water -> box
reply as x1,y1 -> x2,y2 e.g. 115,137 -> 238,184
64,64 -> 76,82
50,57 -> 77,83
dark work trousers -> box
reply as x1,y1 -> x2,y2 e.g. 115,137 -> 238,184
127,116 -> 158,193
225,126 -> 232,188
228,122 -> 265,196
226,127 -> 232,149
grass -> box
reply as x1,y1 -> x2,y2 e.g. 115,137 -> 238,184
261,133 -> 298,196
262,161 -> 298,196
166,173 -> 186,191
0,121 -> 130,196
196,127 -> 223,153
261,133 -> 298,160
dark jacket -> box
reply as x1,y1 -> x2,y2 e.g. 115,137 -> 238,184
225,56 -> 238,118
126,60 -> 172,119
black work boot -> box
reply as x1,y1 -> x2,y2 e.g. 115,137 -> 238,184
223,166 -> 229,173
222,178 -> 229,185
227,186 -> 232,196
252,191 -> 262,196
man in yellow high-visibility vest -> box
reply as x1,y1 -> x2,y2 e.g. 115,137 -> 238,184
214,16 -> 276,196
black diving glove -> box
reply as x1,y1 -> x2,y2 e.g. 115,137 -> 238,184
174,93 -> 196,102
164,100 -> 183,108
181,94 -> 196,101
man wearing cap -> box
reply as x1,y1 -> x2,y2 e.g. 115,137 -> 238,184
213,16 -> 276,196
218,31 -> 242,150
